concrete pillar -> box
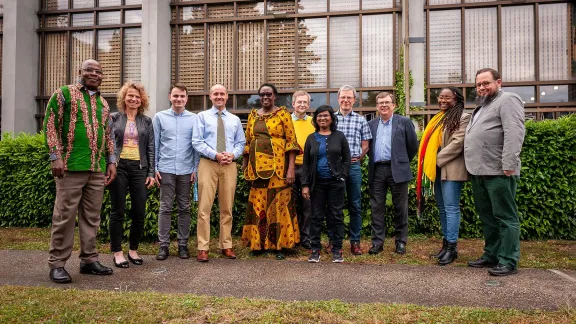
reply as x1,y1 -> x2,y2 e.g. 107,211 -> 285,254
1,0 -> 40,135
141,0 -> 171,117
407,0 -> 426,109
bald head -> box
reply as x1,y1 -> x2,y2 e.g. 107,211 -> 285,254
209,84 -> 229,110
79,59 -> 103,91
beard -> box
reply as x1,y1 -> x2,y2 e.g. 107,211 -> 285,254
475,90 -> 499,106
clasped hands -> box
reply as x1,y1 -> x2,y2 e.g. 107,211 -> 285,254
215,152 -> 234,165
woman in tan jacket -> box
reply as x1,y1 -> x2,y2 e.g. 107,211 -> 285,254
417,87 -> 471,265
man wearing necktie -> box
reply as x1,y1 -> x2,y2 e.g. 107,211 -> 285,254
192,84 -> 246,262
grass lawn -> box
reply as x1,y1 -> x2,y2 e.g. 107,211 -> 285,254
0,227 -> 574,270
0,285 -> 574,323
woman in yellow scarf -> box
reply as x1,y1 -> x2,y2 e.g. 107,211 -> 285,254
417,87 -> 470,265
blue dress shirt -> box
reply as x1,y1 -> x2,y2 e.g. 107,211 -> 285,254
192,107 -> 246,160
153,108 -> 200,175
373,115 -> 393,162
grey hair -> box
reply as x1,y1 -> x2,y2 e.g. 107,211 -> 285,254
292,90 -> 311,104
337,85 -> 358,99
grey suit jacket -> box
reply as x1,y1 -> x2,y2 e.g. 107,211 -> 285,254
463,91 -> 525,176
367,114 -> 418,184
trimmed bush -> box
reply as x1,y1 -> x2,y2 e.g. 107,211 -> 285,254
0,114 -> 574,241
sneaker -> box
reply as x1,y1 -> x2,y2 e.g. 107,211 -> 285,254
332,250 -> 344,263
308,250 -> 320,263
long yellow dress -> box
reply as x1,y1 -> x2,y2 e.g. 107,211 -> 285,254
242,106 -> 301,251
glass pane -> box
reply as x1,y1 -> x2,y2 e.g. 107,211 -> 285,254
209,23 -> 234,90
124,28 -> 141,82
46,15 -> 69,28
539,3 -> 570,81
330,0 -> 358,12
72,13 -> 94,27
98,0 -> 121,7
362,0 -> 392,9
362,14 -> 393,87
237,2 -> 265,17
187,96 -> 205,111
502,86 -> 535,104
465,87 -> 477,105
237,94 -> 260,109
329,16 -> 359,88
268,1 -> 296,14
465,8 -> 497,83
275,94 -> 292,108
298,18 -> 327,88
181,6 -> 205,20
124,0 -> 142,4
429,10 -> 461,84
70,31 -> 95,83
540,85 -> 570,103
329,92 -> 338,108
309,93 -> 327,110
361,91 -> 381,108
179,25 -> 205,91
97,29 -> 121,93
46,0 -> 68,10
238,22 -> 264,90
267,20 -> 297,89
429,89 -> 441,106
501,6 -> 534,82
73,0 -> 94,8
125,10 -> 142,24
106,97 -> 118,112
44,33 -> 69,95
207,4 -> 234,19
98,11 -> 121,25
298,0 -> 326,13
428,0 -> 459,4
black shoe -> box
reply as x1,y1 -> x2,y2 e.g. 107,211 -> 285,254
113,256 -> 129,269
300,241 -> 312,250
308,250 -> 320,263
438,242 -> 458,266
395,242 -> 406,254
249,250 -> 266,257
368,244 -> 383,255
49,267 -> 71,284
128,254 -> 143,265
156,246 -> 169,260
467,257 -> 497,268
432,239 -> 448,259
178,245 -> 190,259
488,264 -> 518,276
79,261 -> 113,275
275,251 -> 285,260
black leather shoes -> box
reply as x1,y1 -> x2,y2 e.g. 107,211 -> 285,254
79,261 -> 113,275
128,254 -> 144,265
178,245 -> 190,259
49,267 -> 71,284
113,256 -> 129,269
156,246 -> 169,260
488,264 -> 518,276
395,242 -> 406,254
368,244 -> 383,255
300,241 -> 311,250
467,257 -> 497,268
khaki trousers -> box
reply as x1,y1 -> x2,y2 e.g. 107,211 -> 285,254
48,171 -> 105,269
197,158 -> 237,250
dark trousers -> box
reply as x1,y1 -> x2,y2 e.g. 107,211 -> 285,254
108,159 -> 148,252
470,175 -> 520,268
310,177 -> 346,252
370,163 -> 409,246
158,172 -> 192,247
293,165 -> 312,244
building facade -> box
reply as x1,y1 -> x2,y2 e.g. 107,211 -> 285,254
0,0 -> 574,134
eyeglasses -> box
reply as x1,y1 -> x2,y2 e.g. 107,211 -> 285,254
376,101 -> 394,106
475,80 -> 494,88
259,92 -> 274,98
437,96 -> 455,101
82,68 -> 103,76
295,100 -> 308,105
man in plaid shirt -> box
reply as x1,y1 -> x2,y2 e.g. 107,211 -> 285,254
332,85 -> 373,255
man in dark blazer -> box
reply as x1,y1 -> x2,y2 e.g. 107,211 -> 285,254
367,92 -> 418,255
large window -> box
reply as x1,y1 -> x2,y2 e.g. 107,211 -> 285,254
38,0 -> 142,126
426,1 -> 576,120
170,0 -> 401,121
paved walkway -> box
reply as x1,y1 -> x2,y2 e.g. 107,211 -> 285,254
1,250 -> 574,310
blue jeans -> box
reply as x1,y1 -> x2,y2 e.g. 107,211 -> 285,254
346,162 -> 363,242
434,173 -> 464,243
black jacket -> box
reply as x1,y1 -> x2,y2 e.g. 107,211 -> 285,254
302,130 -> 351,192
111,112 -> 155,177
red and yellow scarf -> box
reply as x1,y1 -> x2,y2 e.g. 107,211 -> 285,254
416,111 -> 445,215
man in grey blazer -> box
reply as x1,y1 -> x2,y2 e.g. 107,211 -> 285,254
464,68 -> 525,276
367,92 -> 418,255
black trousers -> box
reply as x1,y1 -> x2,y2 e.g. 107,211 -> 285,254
108,159 -> 148,252
310,177 -> 346,252
370,163 -> 409,246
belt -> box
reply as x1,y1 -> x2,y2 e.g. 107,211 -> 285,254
375,160 -> 391,165
201,155 -> 218,162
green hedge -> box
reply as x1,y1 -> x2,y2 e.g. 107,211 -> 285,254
1,114 -> 574,241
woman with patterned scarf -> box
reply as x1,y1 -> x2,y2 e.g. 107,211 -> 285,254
417,87 -> 471,265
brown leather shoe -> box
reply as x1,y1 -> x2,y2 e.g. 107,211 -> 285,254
351,242 -> 363,255
196,250 -> 209,262
221,248 -> 237,259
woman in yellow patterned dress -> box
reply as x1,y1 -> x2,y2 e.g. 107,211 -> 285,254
241,83 -> 301,260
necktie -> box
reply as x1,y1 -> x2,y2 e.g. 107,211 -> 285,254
216,111 -> 226,153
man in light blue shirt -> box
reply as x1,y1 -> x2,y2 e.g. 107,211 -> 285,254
373,115 -> 393,163
192,84 -> 245,262
153,83 -> 200,261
